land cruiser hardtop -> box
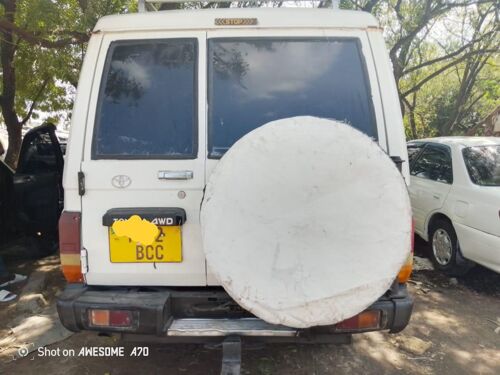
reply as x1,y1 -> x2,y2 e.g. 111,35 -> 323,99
56,3 -> 414,370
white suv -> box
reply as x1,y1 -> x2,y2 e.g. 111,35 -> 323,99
57,6 -> 413,347
408,137 -> 500,275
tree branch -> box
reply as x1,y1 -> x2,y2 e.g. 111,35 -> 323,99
0,17 -> 89,48
77,0 -> 89,12
401,48 -> 497,98
464,93 -> 488,135
401,30 -> 495,76
388,0 -> 495,81
20,78 -> 50,126
362,0 -> 381,12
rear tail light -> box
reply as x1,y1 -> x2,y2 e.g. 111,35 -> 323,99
397,218 -> 414,284
335,310 -> 381,332
59,211 -> 83,283
89,309 -> 133,328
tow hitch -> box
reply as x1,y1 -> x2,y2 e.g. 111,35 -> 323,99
221,336 -> 241,375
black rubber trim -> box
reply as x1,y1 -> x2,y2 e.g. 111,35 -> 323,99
102,207 -> 186,226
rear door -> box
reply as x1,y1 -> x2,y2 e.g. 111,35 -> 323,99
205,28 -> 386,284
409,144 -> 453,235
81,32 -> 207,286
14,123 -> 63,235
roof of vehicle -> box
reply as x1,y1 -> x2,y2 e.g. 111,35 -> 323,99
409,136 -> 500,148
94,8 -> 379,33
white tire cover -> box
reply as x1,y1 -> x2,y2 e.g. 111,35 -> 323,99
201,117 -> 412,328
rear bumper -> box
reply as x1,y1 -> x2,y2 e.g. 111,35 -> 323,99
57,283 -> 413,343
455,223 -> 500,273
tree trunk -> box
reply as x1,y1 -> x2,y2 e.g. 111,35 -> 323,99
0,0 -> 21,169
408,114 -> 418,139
403,95 -> 417,139
5,121 -> 22,166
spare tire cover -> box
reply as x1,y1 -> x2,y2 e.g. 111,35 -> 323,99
201,117 -> 411,328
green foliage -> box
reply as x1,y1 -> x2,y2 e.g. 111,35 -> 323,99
2,0 -> 136,124
359,0 -> 499,138
2,0 -> 499,141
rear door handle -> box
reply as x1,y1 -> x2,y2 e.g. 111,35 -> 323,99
158,170 -> 193,180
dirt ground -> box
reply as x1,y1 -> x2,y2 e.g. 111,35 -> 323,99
1,237 -> 499,375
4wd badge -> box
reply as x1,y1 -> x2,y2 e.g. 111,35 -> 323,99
111,175 -> 131,189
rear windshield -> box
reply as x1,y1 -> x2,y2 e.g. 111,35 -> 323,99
462,145 -> 500,186
93,39 -> 197,159
208,38 -> 376,158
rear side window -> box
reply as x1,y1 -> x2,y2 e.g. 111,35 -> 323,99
462,145 -> 500,186
208,38 -> 376,158
93,39 -> 197,159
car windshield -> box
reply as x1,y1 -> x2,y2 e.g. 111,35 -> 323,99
462,145 -> 500,186
208,38 -> 376,158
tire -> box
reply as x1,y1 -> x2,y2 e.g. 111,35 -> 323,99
429,219 -> 473,276
201,117 -> 412,328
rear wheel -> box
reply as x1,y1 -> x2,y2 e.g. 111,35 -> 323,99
429,219 -> 473,276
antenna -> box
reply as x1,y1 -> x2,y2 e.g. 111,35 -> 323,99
137,0 -> 340,12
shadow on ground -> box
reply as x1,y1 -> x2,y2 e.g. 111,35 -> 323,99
1,236 -> 499,374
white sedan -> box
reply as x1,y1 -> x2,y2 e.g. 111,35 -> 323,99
407,137 -> 500,275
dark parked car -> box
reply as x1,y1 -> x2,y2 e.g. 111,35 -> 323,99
0,123 -> 64,248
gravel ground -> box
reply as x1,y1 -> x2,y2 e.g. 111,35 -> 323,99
1,237 -> 499,375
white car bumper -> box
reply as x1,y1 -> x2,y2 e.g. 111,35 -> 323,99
455,223 -> 500,273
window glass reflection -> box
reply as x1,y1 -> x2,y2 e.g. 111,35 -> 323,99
208,38 -> 377,158
94,40 -> 197,158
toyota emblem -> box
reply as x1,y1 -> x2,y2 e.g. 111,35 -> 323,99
111,175 -> 132,189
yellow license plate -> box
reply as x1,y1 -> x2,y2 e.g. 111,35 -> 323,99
109,226 -> 182,263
